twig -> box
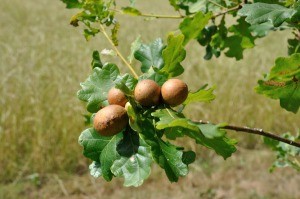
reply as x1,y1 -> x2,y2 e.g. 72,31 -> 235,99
111,3 -> 243,20
111,8 -> 183,19
198,120 -> 300,148
212,3 -> 243,19
99,24 -> 139,78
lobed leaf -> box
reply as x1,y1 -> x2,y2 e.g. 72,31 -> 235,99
127,108 -> 190,182
89,161 -> 102,178
128,36 -> 142,63
264,133 -> 300,172
171,0 -> 227,14
160,34 -> 186,78
111,130 -> 152,187
256,53 -> 300,113
111,22 -> 120,46
91,50 -> 103,68
238,3 -> 297,27
78,128 -> 120,162
122,7 -> 142,16
152,109 -> 237,159
288,38 -> 300,55
179,11 -> 212,45
182,151 -> 196,165
115,73 -> 138,95
158,139 -> 189,178
197,25 -> 220,60
134,38 -> 165,73
183,85 -> 216,105
77,63 -> 120,113
100,134 -> 123,181
224,17 -> 256,60
61,0 -> 83,9
79,128 -> 124,181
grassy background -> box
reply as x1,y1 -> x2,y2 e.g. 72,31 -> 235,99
0,0 -> 299,198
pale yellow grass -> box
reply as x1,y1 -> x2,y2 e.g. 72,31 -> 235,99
0,0 -> 299,198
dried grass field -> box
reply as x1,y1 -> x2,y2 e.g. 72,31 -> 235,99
0,0 -> 299,198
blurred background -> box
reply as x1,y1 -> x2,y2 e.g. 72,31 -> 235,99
0,0 -> 299,198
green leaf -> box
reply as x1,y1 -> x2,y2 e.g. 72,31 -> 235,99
248,21 -> 278,37
77,63 -> 120,113
224,17 -> 256,60
264,132 -> 300,172
263,137 -> 279,150
182,151 -> 196,165
203,17 -> 227,60
183,85 -> 215,105
153,109 -> 225,139
134,38 -> 165,73
190,131 -> 237,159
173,0 -> 226,14
169,0 -> 180,10
210,16 -> 227,51
78,128 -> 123,181
125,102 -> 141,132
128,36 -> 142,63
152,109 -> 237,159
127,109 -> 189,182
115,73 -> 138,95
138,68 -> 168,86
288,38 -> 300,55
158,139 -> 188,177
197,123 -> 226,139
89,161 -> 102,178
111,22 -> 120,46
198,25 -> 218,46
129,0 -> 136,7
122,7 -> 142,16
100,133 -> 123,181
111,130 -> 152,187
197,25 -> 220,60
160,34 -> 186,78
164,127 -> 185,140
61,0 -> 83,9
152,109 -> 199,132
84,27 -> 100,41
238,3 -> 297,27
91,50 -> 103,68
78,128 -> 116,161
78,128 -> 108,161
179,11 -> 212,45
256,53 -> 300,113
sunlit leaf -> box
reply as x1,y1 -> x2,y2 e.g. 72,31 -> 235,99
183,85 -> 216,105
77,63 -> 120,113
61,0 -> 83,9
122,7 -> 142,16
152,109 -> 237,159
160,34 -> 186,77
238,3 -> 297,27
179,11 -> 212,45
256,53 -> 300,113
111,130 -> 152,187
134,38 -> 165,73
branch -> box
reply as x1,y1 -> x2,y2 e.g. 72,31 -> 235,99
198,120 -> 300,148
99,24 -> 139,78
